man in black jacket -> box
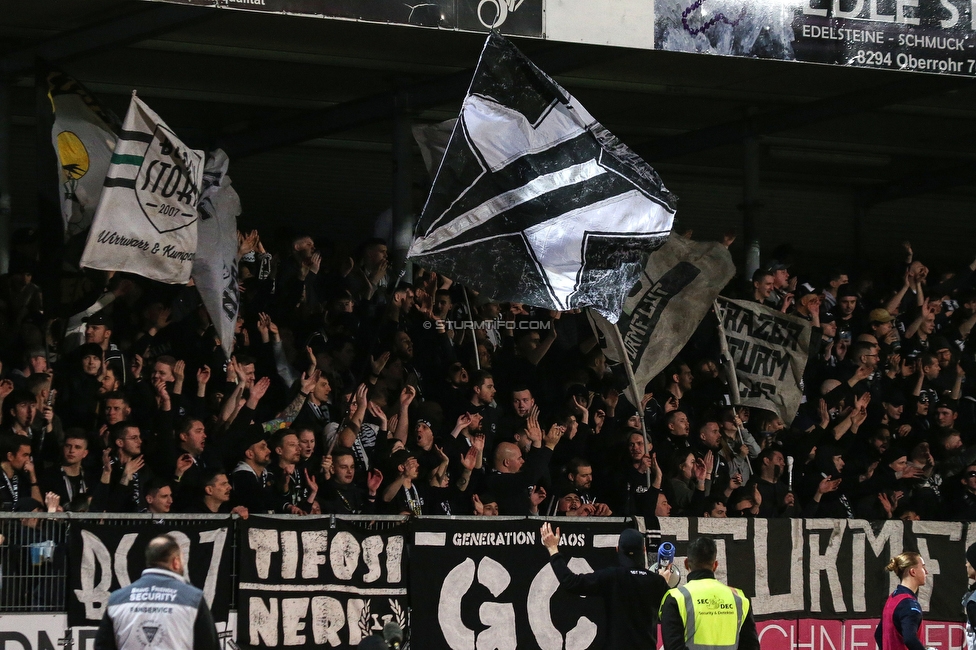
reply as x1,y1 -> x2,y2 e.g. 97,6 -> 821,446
486,422 -> 563,515
541,522 -> 671,649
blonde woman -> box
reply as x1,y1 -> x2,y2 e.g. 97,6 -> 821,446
874,552 -> 928,650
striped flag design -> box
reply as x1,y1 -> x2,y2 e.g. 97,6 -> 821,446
80,94 -> 203,284
408,32 -> 677,323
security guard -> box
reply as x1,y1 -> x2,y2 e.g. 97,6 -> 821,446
660,536 -> 759,650
94,534 -> 219,650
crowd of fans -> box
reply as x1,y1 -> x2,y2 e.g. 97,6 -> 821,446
1,230 -> 975,525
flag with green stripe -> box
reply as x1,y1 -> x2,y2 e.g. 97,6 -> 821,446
81,93 -> 204,284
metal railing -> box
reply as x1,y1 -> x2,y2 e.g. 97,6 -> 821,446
0,513 -> 625,614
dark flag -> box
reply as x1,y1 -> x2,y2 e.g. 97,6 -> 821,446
407,32 -> 677,323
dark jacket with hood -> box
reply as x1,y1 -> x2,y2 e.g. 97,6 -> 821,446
799,445 -> 854,518
549,528 -> 670,649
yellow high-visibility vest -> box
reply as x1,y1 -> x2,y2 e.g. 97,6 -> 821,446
663,578 -> 750,650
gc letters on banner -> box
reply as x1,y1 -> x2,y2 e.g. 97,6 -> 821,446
410,517 -> 627,649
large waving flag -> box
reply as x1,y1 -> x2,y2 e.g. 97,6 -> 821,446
39,63 -> 119,240
80,93 -> 204,284
407,33 -> 677,323
589,235 -> 736,404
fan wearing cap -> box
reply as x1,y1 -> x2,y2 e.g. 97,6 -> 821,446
928,336 -> 961,396
951,463 -> 976,520
8,348 -> 49,390
767,259 -> 792,301
231,424 -> 276,514
792,283 -> 823,327
868,308 -> 899,352
83,312 -> 126,371
934,401 -> 967,440
877,389 -> 911,438
381,442 -> 480,515
541,522 -> 674,648
835,284 -> 865,339
67,311 -> 129,391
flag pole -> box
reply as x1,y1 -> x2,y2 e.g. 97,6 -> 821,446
462,285 -> 481,370
714,299 -> 741,407
609,320 -> 652,490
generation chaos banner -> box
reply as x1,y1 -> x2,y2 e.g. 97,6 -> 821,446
410,517 -> 628,649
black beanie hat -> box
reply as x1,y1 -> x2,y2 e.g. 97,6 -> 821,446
967,543 -> 976,570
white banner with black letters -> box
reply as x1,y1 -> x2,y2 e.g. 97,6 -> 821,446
237,516 -> 409,649
716,297 -> 813,424
80,93 -> 203,284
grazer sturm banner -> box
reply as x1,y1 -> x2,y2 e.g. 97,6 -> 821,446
407,32 -> 677,324
716,296 -> 813,424
659,517 -> 972,622
67,520 -> 233,628
410,517 -> 628,649
237,516 -> 408,649
589,235 -> 735,400
191,148 -> 242,358
80,93 -> 204,284
39,62 -> 119,240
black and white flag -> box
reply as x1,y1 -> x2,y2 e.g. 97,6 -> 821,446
589,236 -> 735,402
715,297 -> 813,424
192,149 -> 241,358
80,93 -> 203,284
408,33 -> 677,323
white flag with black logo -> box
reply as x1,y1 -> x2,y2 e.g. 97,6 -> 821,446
80,93 -> 203,284
715,297 -> 813,424
408,33 -> 677,323
589,236 -> 736,399
192,149 -> 241,358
